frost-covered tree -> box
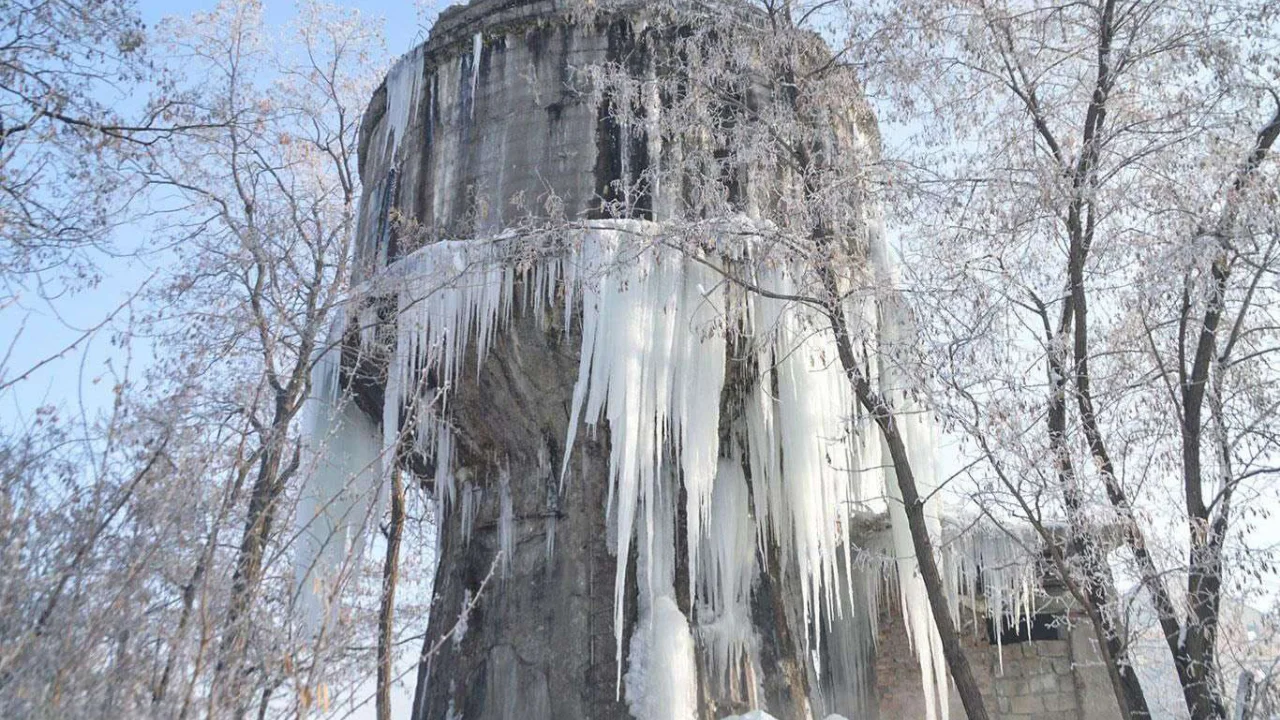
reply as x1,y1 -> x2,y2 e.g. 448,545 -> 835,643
0,1 -> 424,717
848,0 -> 1280,718
0,370 -> 185,718
0,0 -> 147,288
133,1 -> 397,714
0,0 -> 236,296
0,0 -> 181,398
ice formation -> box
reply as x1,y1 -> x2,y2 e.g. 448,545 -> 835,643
878,303 -> 950,720
942,523 -> 1041,674
460,479 -> 481,546
469,32 -> 483,119
453,589 -> 471,649
498,467 -> 513,578
295,318 -> 385,631
626,596 -> 699,720
624,465 -> 699,720
301,217 -> 1044,717
383,47 -> 424,157
698,460 -> 760,702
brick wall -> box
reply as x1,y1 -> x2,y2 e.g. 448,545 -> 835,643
987,639 -> 1078,719
874,606 -> 1122,720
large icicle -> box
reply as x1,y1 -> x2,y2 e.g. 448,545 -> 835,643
875,235 -> 950,720
743,264 -> 881,643
624,465 -> 699,720
295,320 -> 385,633
697,459 -> 760,702
558,223 -> 729,688
383,47 -> 424,157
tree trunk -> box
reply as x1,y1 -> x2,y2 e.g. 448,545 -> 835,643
377,466 -> 406,720
825,302 -> 990,720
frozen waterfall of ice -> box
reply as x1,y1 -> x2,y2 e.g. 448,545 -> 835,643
300,218 -> 1043,719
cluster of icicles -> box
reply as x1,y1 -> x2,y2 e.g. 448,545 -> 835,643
296,220 -> 1043,720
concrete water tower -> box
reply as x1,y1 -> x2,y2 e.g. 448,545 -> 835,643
307,2 -> 1127,719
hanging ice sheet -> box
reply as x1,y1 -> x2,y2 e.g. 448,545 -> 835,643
301,218 -> 1008,720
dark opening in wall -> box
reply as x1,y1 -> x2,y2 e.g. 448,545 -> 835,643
987,613 -> 1063,645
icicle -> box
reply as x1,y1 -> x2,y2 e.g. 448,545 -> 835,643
542,440 -> 558,563
626,596 -> 699,720
308,216 -> 960,717
545,511 -> 556,562
741,263 -> 874,645
943,522 -> 1041,675
469,32 -> 483,120
697,459 -> 759,698
498,466 -> 513,578
435,424 -> 455,521
677,276 -> 727,605
358,303 -> 378,352
816,554 -> 879,719
460,479 -> 481,546
384,48 -> 424,156
874,221 -> 950,720
625,464 -> 698,720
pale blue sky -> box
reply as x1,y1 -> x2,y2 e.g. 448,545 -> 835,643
139,0 -> 431,55
0,0 -> 442,427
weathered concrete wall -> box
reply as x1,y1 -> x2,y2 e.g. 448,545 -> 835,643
413,299 -> 630,720
363,8 -> 645,718
356,0 -> 625,277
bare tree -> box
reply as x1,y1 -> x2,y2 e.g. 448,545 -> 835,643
0,0 -> 145,287
0,0 -> 229,294
132,1 -> 389,714
0,339 -> 234,718
851,0 -> 1280,717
